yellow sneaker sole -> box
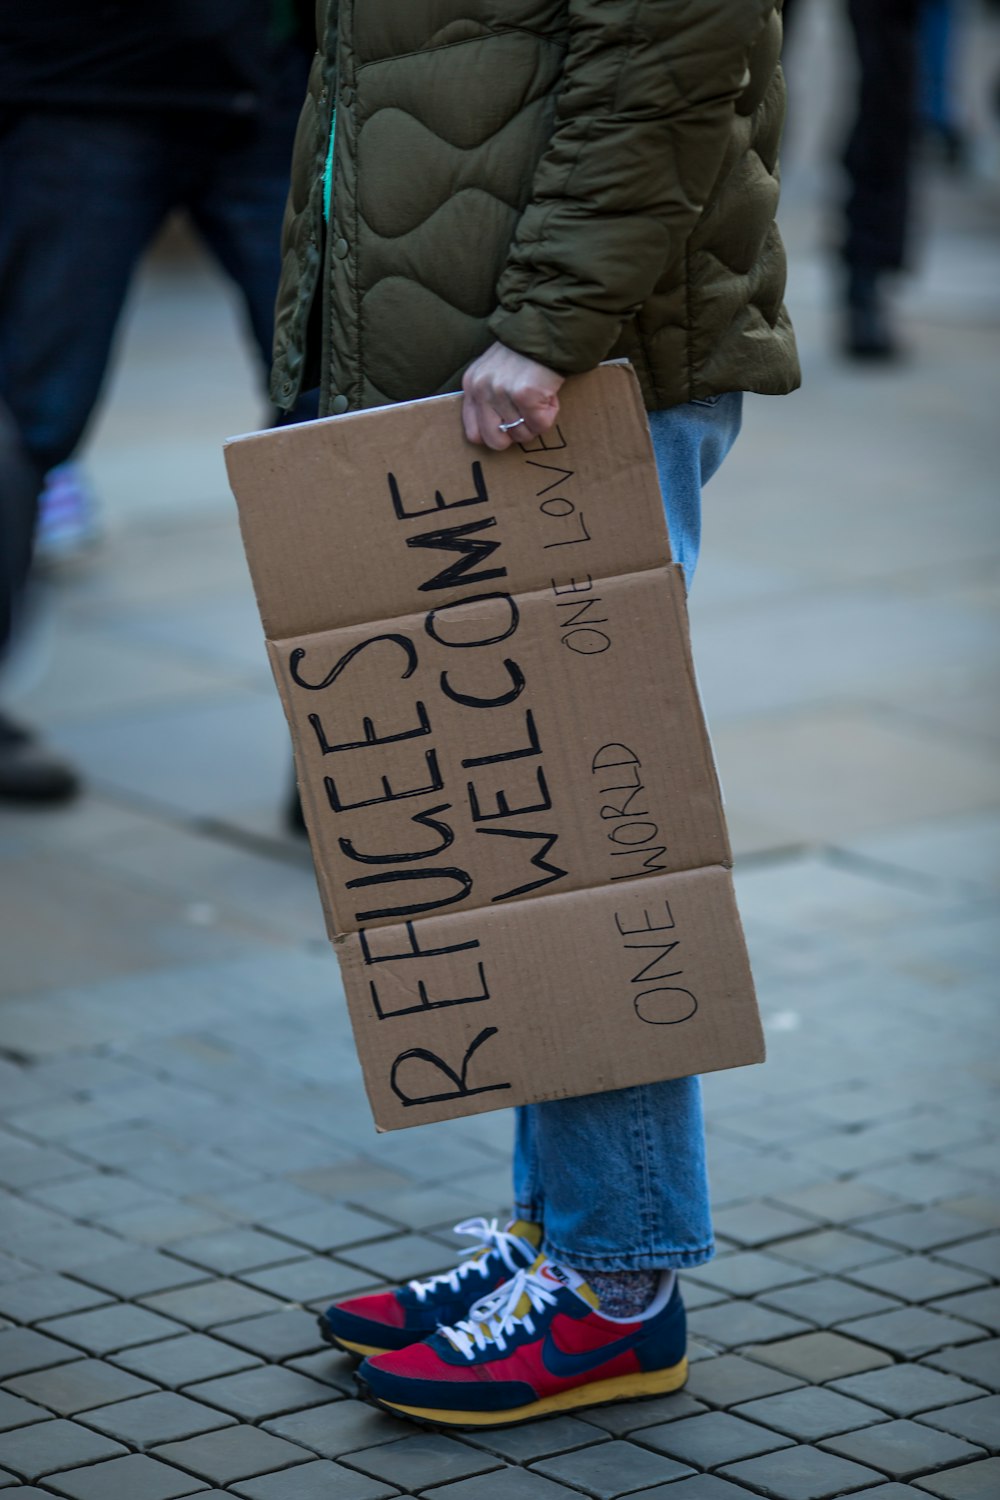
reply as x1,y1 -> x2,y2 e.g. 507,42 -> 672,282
321,1330 -> 392,1358
367,1355 -> 688,1428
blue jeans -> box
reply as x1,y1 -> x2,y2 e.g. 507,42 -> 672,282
513,391 -> 744,1272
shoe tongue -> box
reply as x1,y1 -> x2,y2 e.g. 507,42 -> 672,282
507,1217 -> 543,1250
530,1254 -> 599,1310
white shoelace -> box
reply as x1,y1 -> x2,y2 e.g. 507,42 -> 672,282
440,1265 -> 559,1361
407,1217 -> 529,1305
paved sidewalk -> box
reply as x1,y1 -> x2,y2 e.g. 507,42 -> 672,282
2,17 -> 1000,1500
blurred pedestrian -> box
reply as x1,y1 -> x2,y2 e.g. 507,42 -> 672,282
272,0 -> 799,1427
784,0 -> 922,358
0,0 -> 316,803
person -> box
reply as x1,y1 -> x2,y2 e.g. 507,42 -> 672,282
783,0 -> 922,358
272,0 -> 800,1427
0,1 -> 316,804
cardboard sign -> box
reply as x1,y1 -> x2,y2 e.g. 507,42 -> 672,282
225,364 -> 763,1130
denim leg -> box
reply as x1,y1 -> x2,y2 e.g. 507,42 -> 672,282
512,392 -> 743,1271
185,52 -> 318,425
0,112 -> 173,475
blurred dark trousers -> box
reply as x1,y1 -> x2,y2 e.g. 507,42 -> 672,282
783,0 -> 921,272
0,101 -> 314,658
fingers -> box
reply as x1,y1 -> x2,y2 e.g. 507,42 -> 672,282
461,343 -> 565,450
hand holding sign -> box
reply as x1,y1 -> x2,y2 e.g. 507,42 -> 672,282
462,342 -> 565,451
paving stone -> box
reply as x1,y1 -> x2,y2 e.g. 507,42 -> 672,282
831,1364 -> 989,1417
425,1469 -> 594,1499
338,1233 -> 456,1284
821,1419 -> 984,1480
126,1150 -> 262,1197
682,1281 -> 733,1311
732,1386 -> 888,1441
936,1196 -> 1000,1229
212,1308 -> 325,1361
284,1348 -> 359,1396
0,1391 -> 48,1431
913,1457 -> 1000,1500
81,1390 -> 236,1448
342,1432 -> 501,1488
240,1256 -> 373,1304
746,1332 -> 893,1383
770,1232 -> 897,1275
0,1273 -> 111,1324
264,1399 -> 413,1457
270,1206 -> 394,1254
151,1425 -> 312,1485
691,1254 -> 815,1298
206,1181 -> 332,1225
532,1438 -> 696,1497
861,1212 -> 984,1254
581,1392 -> 708,1436
636,1410 -> 794,1468
232,1457 -> 400,1500
930,1286 -> 1000,1333
623,1480 -> 763,1500
3,1221 -> 132,1272
924,1336 -> 1000,1389
848,1256 -> 988,1305
43,1452 -> 211,1499
774,1184 -> 905,1225
170,1229 -> 302,1276
41,1303 -> 186,1354
185,1365 -> 341,1420
0,1327 -> 80,1378
111,1332 -> 262,1387
459,1414 -> 610,1461
101,1203 -> 231,1245
711,1203 -> 818,1248
719,1445 -> 883,1500
0,1146 -> 86,1191
689,1302 -> 813,1349
759,1278 -> 901,1327
72,1249 -> 210,1298
919,1393 -> 1000,1448
843,1488 -> 931,1500
6,1357 -> 158,1414
140,1278 -> 287,1330
836,1307 -> 985,1358
937,1234 -> 1000,1280
30,1170 -> 168,1220
0,1418 -> 127,1479
685,1354 -> 806,1407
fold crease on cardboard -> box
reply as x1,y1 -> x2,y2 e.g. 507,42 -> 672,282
225,363 -> 764,1130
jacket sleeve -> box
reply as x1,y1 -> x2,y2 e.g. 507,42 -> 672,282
489,0 -> 776,372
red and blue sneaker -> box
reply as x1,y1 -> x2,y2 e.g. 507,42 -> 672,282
318,1217 -> 541,1358
355,1255 -> 686,1426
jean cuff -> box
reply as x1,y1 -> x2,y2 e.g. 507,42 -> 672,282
542,1237 -> 715,1273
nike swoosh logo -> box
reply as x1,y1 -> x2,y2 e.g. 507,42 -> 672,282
541,1328 -> 641,1378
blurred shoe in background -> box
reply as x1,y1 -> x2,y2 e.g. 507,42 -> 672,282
34,462 -> 103,569
0,712 -> 79,804
843,268 -> 903,361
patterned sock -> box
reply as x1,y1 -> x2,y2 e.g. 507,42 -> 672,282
585,1268 -> 663,1318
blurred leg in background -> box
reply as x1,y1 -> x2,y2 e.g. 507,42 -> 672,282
783,0 -> 922,359
0,6 -> 314,812
0,111 -> 171,803
842,0 -> 922,358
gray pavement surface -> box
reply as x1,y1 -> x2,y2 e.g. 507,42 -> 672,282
2,6 -> 1000,1496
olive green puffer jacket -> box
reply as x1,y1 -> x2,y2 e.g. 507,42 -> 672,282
272,0 -> 800,416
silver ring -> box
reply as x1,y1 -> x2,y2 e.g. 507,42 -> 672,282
498,417 -> 526,432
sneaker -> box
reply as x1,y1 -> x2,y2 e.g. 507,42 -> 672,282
355,1255 -> 686,1427
318,1217 -> 541,1357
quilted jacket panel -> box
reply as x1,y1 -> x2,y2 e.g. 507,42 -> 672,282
272,0 -> 800,415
